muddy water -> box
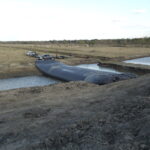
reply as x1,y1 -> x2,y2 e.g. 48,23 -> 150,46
0,76 -> 60,91
124,57 -> 150,65
77,64 -> 121,74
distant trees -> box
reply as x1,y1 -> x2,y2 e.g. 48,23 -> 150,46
0,37 -> 150,47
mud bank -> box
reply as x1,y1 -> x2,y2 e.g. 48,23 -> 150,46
0,74 -> 150,150
98,61 -> 150,75
0,63 -> 41,79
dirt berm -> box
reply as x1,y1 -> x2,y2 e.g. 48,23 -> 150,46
0,74 -> 150,150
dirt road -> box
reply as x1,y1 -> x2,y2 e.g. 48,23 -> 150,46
0,74 -> 150,150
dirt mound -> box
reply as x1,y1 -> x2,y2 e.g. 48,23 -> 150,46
0,75 -> 150,150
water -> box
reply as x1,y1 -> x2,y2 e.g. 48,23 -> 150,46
77,64 -> 120,74
0,76 -> 59,91
0,64 -> 120,91
124,57 -> 150,66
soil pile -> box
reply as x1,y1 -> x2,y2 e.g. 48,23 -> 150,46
0,74 -> 150,150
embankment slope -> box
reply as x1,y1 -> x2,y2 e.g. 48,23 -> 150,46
0,74 -> 150,150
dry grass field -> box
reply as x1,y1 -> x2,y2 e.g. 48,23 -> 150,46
0,43 -> 150,78
0,45 -> 39,78
1,43 -> 150,60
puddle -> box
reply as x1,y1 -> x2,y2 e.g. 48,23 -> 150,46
0,76 -> 60,91
77,64 -> 120,74
124,57 -> 150,66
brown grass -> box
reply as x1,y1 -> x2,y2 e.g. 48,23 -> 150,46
1,43 -> 150,60
0,43 -> 150,78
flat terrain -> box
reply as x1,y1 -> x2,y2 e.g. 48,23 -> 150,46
0,43 -> 150,150
1,43 -> 150,59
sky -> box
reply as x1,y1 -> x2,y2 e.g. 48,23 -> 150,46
0,0 -> 150,41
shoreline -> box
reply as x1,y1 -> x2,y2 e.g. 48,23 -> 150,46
1,57 -> 150,79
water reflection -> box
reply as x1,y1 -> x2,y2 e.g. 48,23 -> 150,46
124,57 -> 150,66
77,64 -> 120,74
0,76 -> 59,91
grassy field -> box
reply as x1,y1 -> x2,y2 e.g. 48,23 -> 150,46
0,43 -> 150,78
1,43 -> 150,60
0,46 -> 40,78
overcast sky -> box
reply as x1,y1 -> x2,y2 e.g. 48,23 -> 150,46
0,0 -> 150,41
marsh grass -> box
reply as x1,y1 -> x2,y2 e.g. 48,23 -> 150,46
0,43 -> 150,78
1,43 -> 150,61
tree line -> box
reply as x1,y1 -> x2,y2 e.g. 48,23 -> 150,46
0,37 -> 150,47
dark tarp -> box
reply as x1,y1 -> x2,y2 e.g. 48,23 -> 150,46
35,60 -> 136,85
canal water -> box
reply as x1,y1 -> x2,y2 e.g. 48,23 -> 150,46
0,64 -> 121,91
124,57 -> 150,66
0,76 -> 60,91
77,64 -> 120,74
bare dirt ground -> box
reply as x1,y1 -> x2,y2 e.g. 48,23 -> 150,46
0,74 -> 150,150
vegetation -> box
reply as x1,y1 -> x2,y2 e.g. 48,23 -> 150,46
0,38 -> 149,78
1,37 -> 150,47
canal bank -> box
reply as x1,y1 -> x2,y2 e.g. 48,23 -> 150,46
0,74 -> 150,150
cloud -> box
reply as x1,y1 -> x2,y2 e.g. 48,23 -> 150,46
112,19 -> 121,23
132,9 -> 147,14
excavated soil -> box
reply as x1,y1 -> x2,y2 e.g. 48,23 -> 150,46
0,74 -> 150,150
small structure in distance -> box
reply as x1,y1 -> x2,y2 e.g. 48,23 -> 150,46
26,51 -> 70,60
26,51 -> 37,57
